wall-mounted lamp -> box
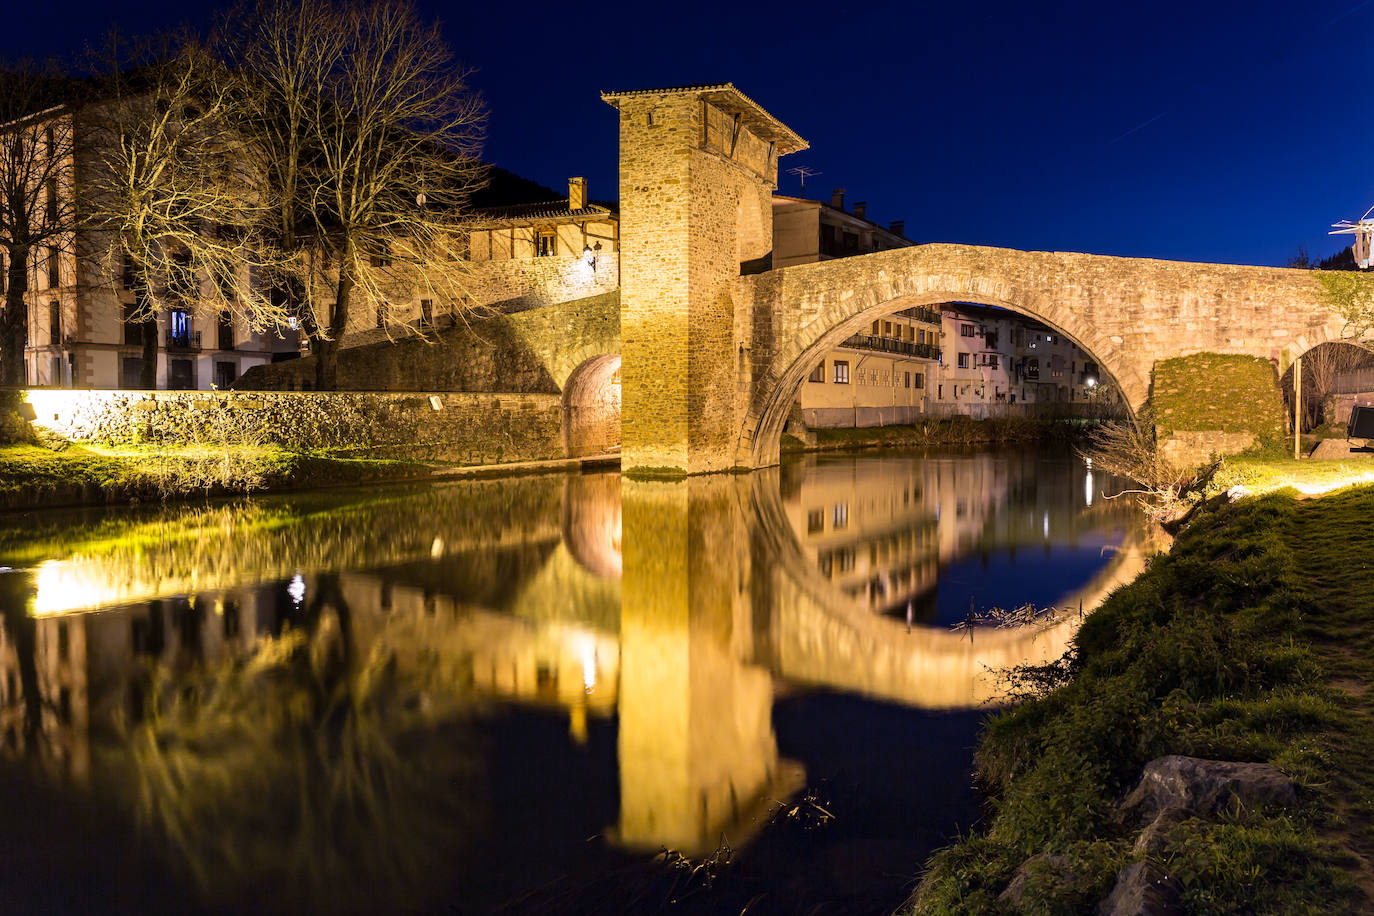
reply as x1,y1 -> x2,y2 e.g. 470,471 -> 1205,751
583,241 -> 602,272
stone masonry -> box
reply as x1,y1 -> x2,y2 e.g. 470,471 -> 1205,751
603,84 -> 807,474
732,244 -> 1347,469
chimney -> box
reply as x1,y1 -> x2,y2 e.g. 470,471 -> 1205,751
889,220 -> 905,238
853,201 -> 867,220
569,177 -> 587,211
830,188 -> 846,211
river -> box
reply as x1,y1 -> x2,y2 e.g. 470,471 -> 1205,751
0,445 -> 1149,915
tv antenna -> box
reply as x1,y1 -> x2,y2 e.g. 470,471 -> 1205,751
787,166 -> 821,191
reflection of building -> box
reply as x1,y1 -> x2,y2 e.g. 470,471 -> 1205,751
781,456 -> 941,615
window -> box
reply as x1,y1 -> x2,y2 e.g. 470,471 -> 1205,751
214,361 -> 236,390
915,372 -> 925,389
833,502 -> 849,530
217,313 -> 234,350
121,357 -> 143,388
904,371 -> 911,389
957,352 -> 970,369
871,320 -> 879,334
984,331 -> 998,350
49,301 -> 61,345
808,361 -> 826,383
960,324 -> 975,337
370,246 -> 392,268
169,310 -> 191,348
833,360 -> 849,384
979,354 -> 999,369
420,299 -> 434,327
1025,358 -> 1040,380
46,246 -> 59,288
44,126 -> 55,160
45,180 -> 57,225
535,229 -> 557,257
807,509 -> 824,533
123,303 -> 146,347
938,384 -> 943,399
883,320 -> 892,336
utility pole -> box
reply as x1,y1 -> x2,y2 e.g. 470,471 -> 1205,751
1293,355 -> 1302,460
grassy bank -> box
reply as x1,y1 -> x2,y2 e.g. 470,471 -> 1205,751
784,417 -> 1096,454
0,443 -> 435,511
908,483 -> 1374,914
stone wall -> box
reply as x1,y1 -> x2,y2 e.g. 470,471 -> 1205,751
1326,392 -> 1374,428
236,291 -> 620,393
23,389 -> 567,465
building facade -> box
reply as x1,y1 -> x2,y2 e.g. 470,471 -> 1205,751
934,303 -> 1121,419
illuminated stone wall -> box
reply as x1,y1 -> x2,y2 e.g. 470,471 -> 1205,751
605,85 -> 806,475
237,290 -> 620,393
24,388 -> 565,464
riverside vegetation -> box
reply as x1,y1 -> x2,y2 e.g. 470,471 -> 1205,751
906,480 -> 1374,914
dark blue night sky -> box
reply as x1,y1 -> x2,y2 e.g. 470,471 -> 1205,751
6,0 -> 1373,267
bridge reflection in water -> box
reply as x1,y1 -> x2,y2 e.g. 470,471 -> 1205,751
0,449 -> 1152,908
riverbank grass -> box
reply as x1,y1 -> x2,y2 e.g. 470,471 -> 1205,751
909,484 -> 1374,914
0,443 -> 433,510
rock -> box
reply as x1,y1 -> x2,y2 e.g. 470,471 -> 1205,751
999,853 -> 1072,908
1310,438 -> 1374,460
1098,861 -> 1183,916
1131,806 -> 1189,858
1122,756 -> 1296,820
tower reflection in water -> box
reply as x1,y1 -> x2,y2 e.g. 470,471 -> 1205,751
0,450 -> 1150,910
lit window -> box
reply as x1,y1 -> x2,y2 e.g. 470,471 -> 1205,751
833,502 -> 849,529
961,324 -> 975,337
535,229 -> 557,257
833,360 -> 850,384
957,353 -> 970,369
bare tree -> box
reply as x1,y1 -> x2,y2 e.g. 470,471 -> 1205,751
82,35 -> 294,388
0,62 -> 81,387
223,0 -> 486,390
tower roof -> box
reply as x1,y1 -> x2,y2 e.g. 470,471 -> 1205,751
601,82 -> 808,154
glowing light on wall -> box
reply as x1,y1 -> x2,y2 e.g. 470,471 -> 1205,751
1085,470 -> 1095,507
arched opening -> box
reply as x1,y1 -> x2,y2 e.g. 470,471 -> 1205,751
563,354 -> 621,458
1279,341 -> 1374,435
741,294 -> 1135,469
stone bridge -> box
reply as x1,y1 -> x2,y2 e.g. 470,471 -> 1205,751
732,246 -> 1343,469
603,83 -> 1351,475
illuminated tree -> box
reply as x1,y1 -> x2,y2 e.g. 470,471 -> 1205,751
222,0 -> 486,389
82,35 -> 294,388
0,62 -> 80,386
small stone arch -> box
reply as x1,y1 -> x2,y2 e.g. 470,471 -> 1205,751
738,287 -> 1142,469
563,354 -> 622,458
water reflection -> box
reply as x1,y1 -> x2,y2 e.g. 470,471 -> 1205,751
0,449 -> 1152,912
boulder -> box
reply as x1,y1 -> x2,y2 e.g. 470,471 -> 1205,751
1098,861 -> 1183,916
1131,806 -> 1189,858
1122,756 -> 1296,820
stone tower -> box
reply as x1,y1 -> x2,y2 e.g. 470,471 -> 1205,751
602,84 -> 807,475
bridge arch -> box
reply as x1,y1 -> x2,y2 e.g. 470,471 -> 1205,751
562,354 -> 622,458
730,244 -> 1346,469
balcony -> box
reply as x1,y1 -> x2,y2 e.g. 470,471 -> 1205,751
166,330 -> 202,351
892,306 -> 942,326
839,334 -> 941,360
